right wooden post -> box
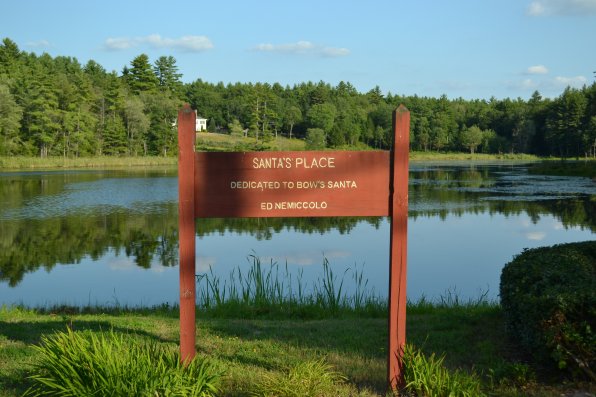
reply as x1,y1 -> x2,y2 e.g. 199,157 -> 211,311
388,105 -> 410,389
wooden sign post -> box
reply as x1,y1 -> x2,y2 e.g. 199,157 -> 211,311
177,104 -> 409,387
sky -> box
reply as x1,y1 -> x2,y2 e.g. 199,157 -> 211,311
1,0 -> 595,100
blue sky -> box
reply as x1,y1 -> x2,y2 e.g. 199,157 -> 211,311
2,0 -> 595,99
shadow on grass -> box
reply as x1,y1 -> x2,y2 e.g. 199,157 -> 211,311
204,317 -> 387,359
199,317 -> 389,393
0,319 -> 174,346
196,304 -> 511,395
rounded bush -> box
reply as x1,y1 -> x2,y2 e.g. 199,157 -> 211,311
499,241 -> 595,380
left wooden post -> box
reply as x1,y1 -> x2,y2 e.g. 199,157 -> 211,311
178,104 -> 196,363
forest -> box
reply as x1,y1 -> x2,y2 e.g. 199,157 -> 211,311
1,37 -> 595,158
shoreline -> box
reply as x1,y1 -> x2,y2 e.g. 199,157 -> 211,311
0,156 -> 178,171
1,152 -> 587,171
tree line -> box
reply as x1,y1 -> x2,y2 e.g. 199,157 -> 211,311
1,37 -> 595,158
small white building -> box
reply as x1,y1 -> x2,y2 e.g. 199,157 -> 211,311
196,115 -> 208,132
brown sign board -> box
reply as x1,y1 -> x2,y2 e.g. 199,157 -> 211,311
177,104 -> 409,389
194,151 -> 391,218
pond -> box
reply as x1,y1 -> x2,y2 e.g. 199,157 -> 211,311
0,162 -> 594,307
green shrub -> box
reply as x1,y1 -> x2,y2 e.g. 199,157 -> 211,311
25,327 -> 222,396
401,344 -> 485,397
251,359 -> 346,397
499,241 -> 596,380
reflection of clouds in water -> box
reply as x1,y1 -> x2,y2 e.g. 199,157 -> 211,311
266,254 -> 316,266
108,256 -> 167,273
525,231 -> 546,241
519,218 -> 566,240
323,250 -> 352,260
265,250 -> 351,266
519,217 -> 547,241
150,264 -> 167,274
108,257 -> 135,271
196,256 -> 216,273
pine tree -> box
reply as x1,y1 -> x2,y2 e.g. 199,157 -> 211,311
153,56 -> 182,95
127,54 -> 158,94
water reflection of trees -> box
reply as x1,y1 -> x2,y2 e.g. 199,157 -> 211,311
2,165 -> 593,287
2,196 -> 592,287
0,204 -> 180,287
196,217 -> 383,239
409,196 -> 595,231
409,167 -> 595,229
0,206 -> 383,287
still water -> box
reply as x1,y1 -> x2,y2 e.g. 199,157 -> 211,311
0,162 -> 594,307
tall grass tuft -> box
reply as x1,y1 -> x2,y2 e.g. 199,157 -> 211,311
196,255 -> 386,318
401,344 -> 485,397
25,327 -> 222,396
315,257 -> 347,310
251,359 -> 346,397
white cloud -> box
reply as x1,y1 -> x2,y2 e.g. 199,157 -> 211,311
520,78 -> 539,89
253,40 -> 350,58
527,0 -> 596,16
254,40 -> 314,53
553,75 -> 588,87
510,74 -> 588,94
25,40 -> 51,48
526,65 -> 549,74
320,47 -> 351,57
105,37 -> 135,50
144,34 -> 213,52
105,34 -> 213,52
527,1 -> 547,15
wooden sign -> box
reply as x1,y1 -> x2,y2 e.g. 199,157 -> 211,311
194,150 -> 390,218
177,104 -> 409,389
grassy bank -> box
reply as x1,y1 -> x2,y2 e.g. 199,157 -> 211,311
1,302 -> 593,396
196,132 -> 306,152
409,151 -> 543,161
2,135 -> 557,171
0,156 -> 177,170
0,151 -> 545,172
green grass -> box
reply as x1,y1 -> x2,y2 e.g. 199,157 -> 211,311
409,151 -> 543,161
251,359 -> 347,397
24,327 -> 222,396
196,132 -> 306,152
2,302 -> 594,397
1,258 -> 593,396
0,156 -> 177,170
402,344 -> 484,397
1,139 -> 563,171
